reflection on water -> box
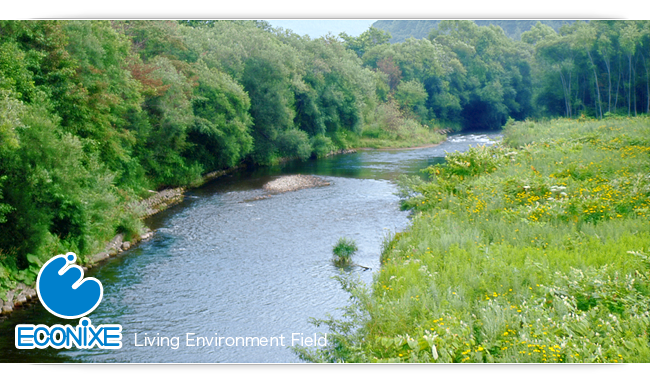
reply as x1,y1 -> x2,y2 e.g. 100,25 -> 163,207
0,133 -> 499,363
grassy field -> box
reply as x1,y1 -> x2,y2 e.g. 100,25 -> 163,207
297,117 -> 650,363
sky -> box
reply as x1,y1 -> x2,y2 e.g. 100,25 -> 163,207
265,20 -> 377,38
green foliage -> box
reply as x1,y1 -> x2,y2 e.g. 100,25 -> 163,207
285,33 -> 377,140
340,27 -> 392,58
520,22 -> 558,46
306,117 -> 650,363
188,61 -> 253,170
0,89 -> 23,152
0,42 -> 36,102
62,21 -> 147,180
182,21 -> 301,165
293,274 -> 372,362
310,134 -> 335,158
421,144 -> 505,181
395,79 -> 428,122
115,20 -> 187,61
430,21 -> 535,129
374,20 -> 574,43
333,237 -> 359,264
359,100 -> 445,149
2,19 -> 648,315
116,211 -> 145,243
530,20 -> 650,119
276,129 -> 312,161
0,19 -> 448,297
0,94 -> 121,268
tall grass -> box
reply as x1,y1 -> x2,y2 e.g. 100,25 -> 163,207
298,117 -> 650,363
333,237 -> 359,265
356,100 -> 447,149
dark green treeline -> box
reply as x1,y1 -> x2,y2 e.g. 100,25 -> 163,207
0,20 -> 648,277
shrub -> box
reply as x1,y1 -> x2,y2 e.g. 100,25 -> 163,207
311,134 -> 334,158
277,129 -> 312,160
333,237 -> 358,264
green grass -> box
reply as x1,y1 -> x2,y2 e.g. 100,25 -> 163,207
297,117 -> 650,363
351,99 -> 450,149
356,126 -> 446,149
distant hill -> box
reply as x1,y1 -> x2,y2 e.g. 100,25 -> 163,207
372,20 -> 576,42
266,20 -> 377,39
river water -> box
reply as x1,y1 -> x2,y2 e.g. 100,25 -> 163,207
0,133 -> 498,363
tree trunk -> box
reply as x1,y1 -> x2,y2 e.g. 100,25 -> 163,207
628,53 -> 632,116
641,54 -> 650,114
584,74 -> 587,114
568,71 -> 573,118
559,70 -> 571,118
587,51 -> 603,119
615,57 -> 621,112
633,55 -> 638,116
603,56 -> 611,113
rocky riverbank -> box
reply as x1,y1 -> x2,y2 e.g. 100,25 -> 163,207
0,283 -> 36,315
1,152 -> 364,317
0,167 -> 239,318
133,188 -> 185,219
325,148 -> 357,157
435,128 -> 453,135
0,228 -> 157,316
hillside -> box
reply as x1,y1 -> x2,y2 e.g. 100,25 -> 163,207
372,20 -> 575,42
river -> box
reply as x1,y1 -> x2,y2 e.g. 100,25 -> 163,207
0,133 -> 499,363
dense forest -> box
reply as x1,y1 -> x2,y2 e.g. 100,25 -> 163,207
0,20 -> 649,285
372,20 -> 575,42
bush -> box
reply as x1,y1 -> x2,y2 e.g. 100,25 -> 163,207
311,134 -> 334,158
333,237 -> 358,264
277,129 -> 312,160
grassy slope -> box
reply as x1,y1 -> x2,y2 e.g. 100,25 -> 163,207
348,122 -> 448,149
301,117 -> 650,363
355,128 -> 446,149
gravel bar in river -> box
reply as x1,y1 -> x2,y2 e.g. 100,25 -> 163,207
263,174 -> 330,193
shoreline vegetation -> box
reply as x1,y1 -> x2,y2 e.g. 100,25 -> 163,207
0,20 -> 458,309
296,116 -> 650,363
0,137 -> 443,318
0,168 -> 220,316
1,19 -> 650,341
0,20 -> 459,308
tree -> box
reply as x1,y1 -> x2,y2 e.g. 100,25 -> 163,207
521,22 -> 556,46
187,61 -> 253,170
620,21 -> 641,116
574,22 -> 603,118
395,79 -> 428,122
431,21 -> 534,128
536,32 -> 576,118
339,27 -> 392,58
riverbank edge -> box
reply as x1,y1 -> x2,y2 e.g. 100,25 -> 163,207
0,136 -> 449,318
355,131 -> 450,150
310,118 -> 650,363
356,140 -> 446,151
0,165 -> 243,317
